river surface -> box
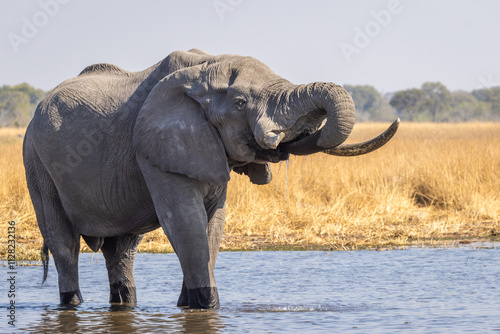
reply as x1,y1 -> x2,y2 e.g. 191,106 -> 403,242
3,244 -> 499,333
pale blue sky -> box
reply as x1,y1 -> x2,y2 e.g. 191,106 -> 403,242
1,0 -> 499,93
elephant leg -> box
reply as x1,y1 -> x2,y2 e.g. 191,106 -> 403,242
24,144 -> 82,305
101,234 -> 144,304
178,194 -> 226,307
138,158 -> 222,309
52,239 -> 82,305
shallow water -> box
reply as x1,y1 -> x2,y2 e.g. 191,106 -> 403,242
3,244 -> 500,333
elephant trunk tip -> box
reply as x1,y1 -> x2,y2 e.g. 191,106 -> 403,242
263,131 -> 285,149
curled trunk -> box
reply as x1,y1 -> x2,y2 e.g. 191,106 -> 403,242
276,83 -> 398,157
279,82 -> 356,155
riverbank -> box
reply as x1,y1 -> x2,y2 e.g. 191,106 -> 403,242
1,123 -> 499,261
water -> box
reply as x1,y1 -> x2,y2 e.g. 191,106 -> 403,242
3,244 -> 500,333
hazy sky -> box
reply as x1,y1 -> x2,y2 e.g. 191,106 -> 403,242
1,0 -> 499,93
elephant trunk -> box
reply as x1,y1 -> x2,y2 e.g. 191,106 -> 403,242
279,83 -> 356,155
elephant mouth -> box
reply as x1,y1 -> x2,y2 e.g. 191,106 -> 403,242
250,127 -> 319,163
250,140 -> 290,163
259,108 -> 327,151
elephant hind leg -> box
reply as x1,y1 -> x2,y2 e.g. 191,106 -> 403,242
24,137 -> 82,305
101,234 -> 144,304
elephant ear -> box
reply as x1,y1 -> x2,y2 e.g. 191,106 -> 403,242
233,163 -> 272,185
133,65 -> 230,183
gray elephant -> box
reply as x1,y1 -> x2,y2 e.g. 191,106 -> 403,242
23,49 -> 398,309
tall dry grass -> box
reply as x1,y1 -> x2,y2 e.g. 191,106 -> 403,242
225,123 -> 500,250
1,123 -> 499,260
0,128 -> 41,260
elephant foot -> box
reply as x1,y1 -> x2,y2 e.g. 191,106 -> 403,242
177,281 -> 189,307
179,287 -> 219,309
190,287 -> 219,309
109,281 -> 137,304
177,284 -> 219,309
60,290 -> 83,305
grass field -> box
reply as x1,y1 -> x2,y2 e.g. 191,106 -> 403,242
1,123 -> 499,261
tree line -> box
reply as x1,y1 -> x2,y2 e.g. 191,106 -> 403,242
0,83 -> 45,127
345,82 -> 500,122
1,82 -> 500,127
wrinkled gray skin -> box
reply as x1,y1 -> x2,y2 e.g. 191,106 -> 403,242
23,49 -> 398,309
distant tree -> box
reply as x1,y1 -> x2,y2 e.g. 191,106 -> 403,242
0,90 -> 31,127
451,90 -> 487,121
344,84 -> 396,121
0,83 -> 46,127
11,83 -> 46,105
389,88 -> 426,121
480,87 -> 500,118
490,87 -> 500,118
472,88 -> 493,102
421,82 -> 453,122
472,86 -> 500,120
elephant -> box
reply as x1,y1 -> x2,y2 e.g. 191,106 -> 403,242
23,49 -> 399,309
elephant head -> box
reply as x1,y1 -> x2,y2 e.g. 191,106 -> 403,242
133,50 -> 399,184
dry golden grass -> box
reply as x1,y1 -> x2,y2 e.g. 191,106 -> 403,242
1,123 -> 499,261
224,122 -> 500,251
0,128 -> 41,261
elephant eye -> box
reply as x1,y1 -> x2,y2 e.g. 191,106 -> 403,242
234,98 -> 247,110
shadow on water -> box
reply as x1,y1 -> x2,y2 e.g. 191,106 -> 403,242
22,304 -> 227,333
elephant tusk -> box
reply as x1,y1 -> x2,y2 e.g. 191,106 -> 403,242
323,119 -> 400,157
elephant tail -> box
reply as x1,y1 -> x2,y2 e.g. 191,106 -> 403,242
41,243 -> 49,284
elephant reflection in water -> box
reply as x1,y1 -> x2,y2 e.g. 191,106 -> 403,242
25,305 -> 224,332
23,49 -> 399,309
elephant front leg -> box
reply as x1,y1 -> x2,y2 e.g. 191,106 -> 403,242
168,209 -> 220,309
138,159 -> 222,309
177,203 -> 226,308
176,247 -> 219,309
101,234 -> 143,304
